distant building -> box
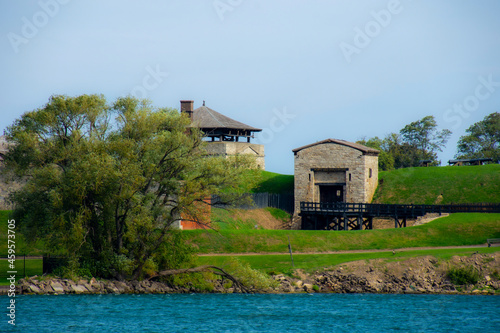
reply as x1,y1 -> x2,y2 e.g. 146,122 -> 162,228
0,135 -> 12,163
0,136 -> 20,210
180,100 -> 265,169
292,139 -> 379,217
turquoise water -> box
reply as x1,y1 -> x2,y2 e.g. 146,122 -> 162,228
2,293 -> 499,332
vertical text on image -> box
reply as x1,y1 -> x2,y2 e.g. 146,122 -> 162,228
6,219 -> 16,326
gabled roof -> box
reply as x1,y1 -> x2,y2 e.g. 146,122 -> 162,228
292,139 -> 379,155
191,106 -> 261,132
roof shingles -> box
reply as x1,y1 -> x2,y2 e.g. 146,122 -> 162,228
191,106 -> 261,132
292,138 -> 379,155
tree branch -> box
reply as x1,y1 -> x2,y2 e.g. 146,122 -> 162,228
148,265 -> 250,293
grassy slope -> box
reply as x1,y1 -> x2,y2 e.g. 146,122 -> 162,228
211,207 -> 290,230
250,165 -> 500,204
1,166 -> 499,279
196,247 -> 499,275
373,164 -> 500,204
187,213 -> 500,254
251,171 -> 294,194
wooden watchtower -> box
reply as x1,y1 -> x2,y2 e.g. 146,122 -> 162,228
180,100 -> 265,169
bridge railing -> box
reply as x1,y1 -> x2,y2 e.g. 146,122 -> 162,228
300,202 -> 500,217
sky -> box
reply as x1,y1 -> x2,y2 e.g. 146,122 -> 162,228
1,0 -> 500,174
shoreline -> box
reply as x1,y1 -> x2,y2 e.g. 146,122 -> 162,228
7,278 -> 499,296
7,252 -> 499,296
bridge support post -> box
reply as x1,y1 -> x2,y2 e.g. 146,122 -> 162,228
362,217 -> 373,230
394,216 -> 407,228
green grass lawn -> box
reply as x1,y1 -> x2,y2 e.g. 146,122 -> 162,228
0,258 -> 43,285
251,170 -> 294,194
196,247 -> 500,276
0,210 -> 28,255
186,213 -> 500,254
373,164 -> 500,204
0,210 -> 45,255
249,165 -> 500,204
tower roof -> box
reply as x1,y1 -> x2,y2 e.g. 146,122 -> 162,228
191,106 -> 261,132
292,138 -> 379,155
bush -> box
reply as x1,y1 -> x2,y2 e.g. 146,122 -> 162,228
167,272 -> 216,292
447,266 -> 480,285
225,257 -> 279,290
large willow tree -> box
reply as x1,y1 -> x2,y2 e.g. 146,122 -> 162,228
4,95 -> 255,280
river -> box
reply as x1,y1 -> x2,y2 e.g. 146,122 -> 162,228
3,293 -> 499,332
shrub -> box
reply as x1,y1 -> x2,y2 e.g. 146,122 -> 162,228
167,272 -> 216,292
225,257 -> 279,290
447,266 -> 480,285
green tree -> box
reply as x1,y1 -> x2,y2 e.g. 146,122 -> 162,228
358,116 -> 452,170
3,94 -> 255,280
455,112 -> 500,163
399,115 -> 452,166
358,133 -> 421,170
357,136 -> 394,171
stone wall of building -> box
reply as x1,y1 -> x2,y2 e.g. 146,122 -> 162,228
204,142 -> 265,170
0,166 -> 23,210
362,154 -> 379,203
293,141 -> 378,215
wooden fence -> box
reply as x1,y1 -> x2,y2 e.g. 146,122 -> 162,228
212,193 -> 294,214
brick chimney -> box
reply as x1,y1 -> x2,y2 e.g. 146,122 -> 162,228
180,100 -> 194,120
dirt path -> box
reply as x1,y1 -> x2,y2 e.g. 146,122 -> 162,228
198,244 -> 496,256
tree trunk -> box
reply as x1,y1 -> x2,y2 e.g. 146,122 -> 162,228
147,265 -> 250,293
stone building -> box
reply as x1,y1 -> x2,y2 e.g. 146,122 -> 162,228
292,139 -> 379,216
180,100 -> 265,169
0,136 -> 20,210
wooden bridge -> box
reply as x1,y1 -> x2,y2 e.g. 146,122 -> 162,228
299,202 -> 500,230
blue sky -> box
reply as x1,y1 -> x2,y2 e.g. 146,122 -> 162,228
2,0 -> 500,174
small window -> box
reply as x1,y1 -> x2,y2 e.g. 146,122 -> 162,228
369,168 -> 373,178
349,173 -> 351,181
309,174 -> 311,181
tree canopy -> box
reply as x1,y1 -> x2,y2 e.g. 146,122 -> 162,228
3,94 -> 256,280
399,115 -> 452,166
455,112 -> 500,163
358,116 -> 452,170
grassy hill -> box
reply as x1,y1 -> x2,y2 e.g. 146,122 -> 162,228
187,213 -> 500,254
250,171 -> 294,194
249,164 -> 500,204
373,164 -> 500,204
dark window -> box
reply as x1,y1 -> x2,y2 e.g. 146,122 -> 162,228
369,168 -> 372,178
320,185 -> 344,203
